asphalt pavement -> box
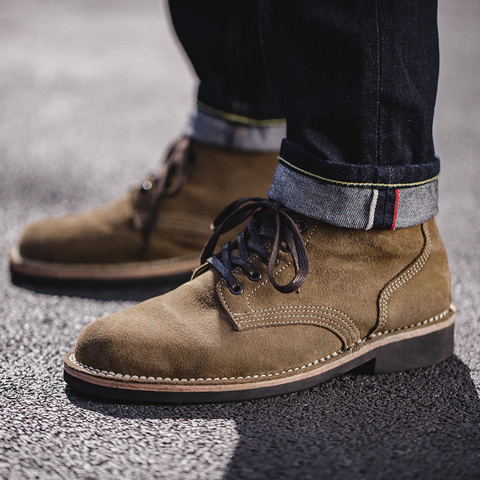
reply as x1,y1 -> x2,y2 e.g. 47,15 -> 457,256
1,1 -> 479,479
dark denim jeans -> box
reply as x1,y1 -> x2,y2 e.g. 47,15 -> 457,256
169,0 -> 440,230
169,0 -> 286,152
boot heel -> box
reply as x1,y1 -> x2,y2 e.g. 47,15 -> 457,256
372,320 -> 454,374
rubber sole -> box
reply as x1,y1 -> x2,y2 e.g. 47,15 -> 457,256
9,247 -> 198,286
64,309 -> 455,404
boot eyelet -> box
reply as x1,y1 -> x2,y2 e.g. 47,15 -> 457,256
247,269 -> 262,282
229,283 -> 244,295
140,180 -> 153,194
280,241 -> 288,252
295,219 -> 308,233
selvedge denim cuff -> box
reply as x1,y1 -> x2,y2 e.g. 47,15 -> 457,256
268,163 -> 439,230
185,105 -> 286,152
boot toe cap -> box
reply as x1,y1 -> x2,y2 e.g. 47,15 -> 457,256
18,217 -> 69,262
17,204 -> 139,264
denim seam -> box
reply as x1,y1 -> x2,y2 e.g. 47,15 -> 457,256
269,164 -> 438,229
375,0 -> 381,166
197,101 -> 285,127
278,156 -> 440,188
366,189 -> 379,230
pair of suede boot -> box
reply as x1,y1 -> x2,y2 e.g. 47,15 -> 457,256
11,140 -> 455,403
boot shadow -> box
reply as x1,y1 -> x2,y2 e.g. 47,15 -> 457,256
66,356 -> 480,479
10,271 -> 189,302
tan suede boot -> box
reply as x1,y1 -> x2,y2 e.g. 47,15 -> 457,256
9,139 -> 278,283
64,198 -> 454,403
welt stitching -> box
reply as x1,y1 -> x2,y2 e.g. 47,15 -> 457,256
376,223 -> 431,333
70,307 -> 452,383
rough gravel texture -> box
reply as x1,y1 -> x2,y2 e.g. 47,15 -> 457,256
1,1 -> 479,479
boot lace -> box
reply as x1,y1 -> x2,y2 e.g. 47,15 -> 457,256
136,137 -> 192,245
201,198 -> 309,294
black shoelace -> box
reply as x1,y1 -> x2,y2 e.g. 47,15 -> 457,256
201,198 -> 309,294
139,137 -> 192,245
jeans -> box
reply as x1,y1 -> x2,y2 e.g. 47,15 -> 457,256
169,0 -> 440,230
169,0 -> 286,152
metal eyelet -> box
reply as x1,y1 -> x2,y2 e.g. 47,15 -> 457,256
247,269 -> 262,282
295,218 -> 308,233
229,283 -> 244,295
140,180 -> 153,194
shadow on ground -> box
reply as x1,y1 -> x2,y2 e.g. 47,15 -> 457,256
10,275 -> 187,302
66,356 -> 480,480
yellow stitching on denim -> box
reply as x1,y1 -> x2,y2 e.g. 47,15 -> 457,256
278,156 -> 440,188
198,101 -> 286,127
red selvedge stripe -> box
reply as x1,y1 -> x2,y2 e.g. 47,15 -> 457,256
391,188 -> 400,230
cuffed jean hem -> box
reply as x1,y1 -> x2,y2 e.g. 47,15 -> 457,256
280,139 -> 440,188
185,106 -> 286,152
268,163 -> 439,230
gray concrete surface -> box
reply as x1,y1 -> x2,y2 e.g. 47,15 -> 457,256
1,1 -> 479,479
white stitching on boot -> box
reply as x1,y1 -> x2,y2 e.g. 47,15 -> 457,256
69,306 -> 452,383
236,308 -> 360,346
375,223 -> 432,335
